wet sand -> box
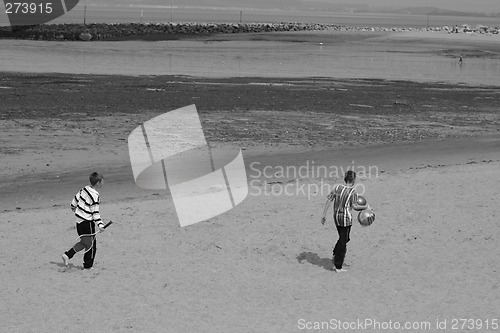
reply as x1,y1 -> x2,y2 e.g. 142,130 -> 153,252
1,30 -> 500,84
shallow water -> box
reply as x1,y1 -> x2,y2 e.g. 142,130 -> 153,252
1,37 -> 499,86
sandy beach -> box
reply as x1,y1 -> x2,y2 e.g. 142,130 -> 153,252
1,30 -> 499,332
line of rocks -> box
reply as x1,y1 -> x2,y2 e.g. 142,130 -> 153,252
0,22 -> 498,41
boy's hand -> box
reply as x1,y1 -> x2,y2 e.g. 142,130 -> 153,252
320,217 -> 326,225
98,224 -> 106,232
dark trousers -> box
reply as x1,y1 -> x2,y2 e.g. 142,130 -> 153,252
65,221 -> 97,269
332,224 -> 351,269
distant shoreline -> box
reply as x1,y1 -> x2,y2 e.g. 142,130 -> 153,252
1,29 -> 499,85
0,21 -> 498,42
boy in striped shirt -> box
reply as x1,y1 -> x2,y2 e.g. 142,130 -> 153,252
62,172 -> 106,270
320,171 -> 368,272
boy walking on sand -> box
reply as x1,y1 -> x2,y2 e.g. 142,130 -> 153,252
62,172 -> 106,270
320,171 -> 367,272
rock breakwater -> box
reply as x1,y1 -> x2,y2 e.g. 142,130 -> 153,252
0,22 -> 498,41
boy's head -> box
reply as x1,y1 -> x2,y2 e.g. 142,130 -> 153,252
344,170 -> 356,184
90,172 -> 104,187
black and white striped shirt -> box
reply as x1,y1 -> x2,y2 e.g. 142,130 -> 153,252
327,184 -> 358,227
71,186 -> 103,227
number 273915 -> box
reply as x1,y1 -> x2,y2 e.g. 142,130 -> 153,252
451,318 -> 498,330
5,2 -> 53,14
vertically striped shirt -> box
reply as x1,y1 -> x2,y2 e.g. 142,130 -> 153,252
327,184 -> 358,227
71,185 -> 103,226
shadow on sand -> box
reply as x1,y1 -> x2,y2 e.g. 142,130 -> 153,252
297,252 -> 333,271
49,261 -> 83,272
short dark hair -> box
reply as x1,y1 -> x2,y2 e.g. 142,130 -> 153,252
344,170 -> 356,183
89,172 -> 104,186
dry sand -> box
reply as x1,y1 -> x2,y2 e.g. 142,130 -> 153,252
1,135 -> 499,332
1,32 -> 500,332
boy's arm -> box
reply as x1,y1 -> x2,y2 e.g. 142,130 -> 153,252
352,202 -> 368,211
321,191 -> 335,225
70,193 -> 78,212
320,199 -> 331,225
91,199 -> 105,231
